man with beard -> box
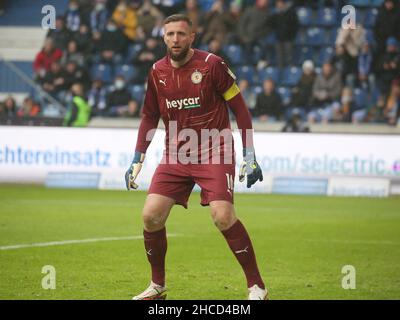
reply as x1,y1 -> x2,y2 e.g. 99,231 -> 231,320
125,14 -> 267,300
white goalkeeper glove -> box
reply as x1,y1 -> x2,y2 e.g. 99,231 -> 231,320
125,152 -> 145,190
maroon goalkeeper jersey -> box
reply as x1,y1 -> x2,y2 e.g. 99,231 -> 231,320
141,49 -> 237,160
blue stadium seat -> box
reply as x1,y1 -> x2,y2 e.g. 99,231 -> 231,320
296,7 -> 314,27
258,67 -> 280,84
235,65 -> 257,85
281,67 -> 302,87
365,28 -> 375,45
115,64 -> 138,83
223,45 -> 244,66
198,0 -> 214,11
262,32 -> 277,47
90,64 -> 113,83
326,27 -> 338,45
294,46 -> 315,65
277,87 -> 292,106
348,0 -> 371,7
364,8 -> 378,28
370,0 -> 383,7
316,8 -> 338,27
295,29 -> 307,46
252,45 -> 263,64
353,88 -> 368,109
198,44 -> 209,52
318,46 -> 334,65
306,28 -> 324,46
126,43 -> 144,62
130,85 -> 145,103
251,86 -> 263,97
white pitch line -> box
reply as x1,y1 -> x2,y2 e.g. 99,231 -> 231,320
0,234 -> 180,251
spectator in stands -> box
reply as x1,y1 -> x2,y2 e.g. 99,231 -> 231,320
201,0 -> 230,44
107,75 -> 139,117
309,62 -> 342,123
78,0 -> 95,26
377,37 -> 400,96
335,23 -> 366,87
90,0 -> 109,39
358,41 -> 375,91
132,37 -> 164,84
374,0 -> 400,57
292,0 -> 319,9
238,0 -> 272,63
383,78 -> 400,125
33,38 -> 63,78
64,61 -> 90,91
112,0 -> 140,41
238,79 -> 256,112
137,0 -> 164,37
65,0 -> 82,33
61,40 -> 85,67
63,83 -> 91,127
365,94 -> 386,123
88,78 -> 108,117
182,0 -> 204,46
207,38 -> 232,66
96,19 -> 128,64
47,16 -> 70,51
42,61 -> 68,99
282,111 -> 310,132
345,86 -> 370,124
2,96 -> 17,117
152,0 -> 185,17
0,0 -> 5,16
328,45 -> 357,86
72,24 -> 92,56
290,60 -> 316,120
269,0 -> 299,71
150,14 -> 165,38
17,97 -> 41,118
253,79 -> 283,121
337,86 -> 354,123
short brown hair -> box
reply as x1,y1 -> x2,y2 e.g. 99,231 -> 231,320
163,14 -> 192,27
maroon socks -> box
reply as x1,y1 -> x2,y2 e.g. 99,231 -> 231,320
143,221 -> 264,290
143,227 -> 167,287
221,220 -> 265,289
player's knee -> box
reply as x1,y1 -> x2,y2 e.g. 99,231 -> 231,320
142,209 -> 165,231
211,207 -> 236,231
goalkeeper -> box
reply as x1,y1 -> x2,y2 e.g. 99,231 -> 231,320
125,14 -> 267,300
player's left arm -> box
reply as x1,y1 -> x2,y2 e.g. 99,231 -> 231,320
225,87 -> 263,188
211,56 -> 263,188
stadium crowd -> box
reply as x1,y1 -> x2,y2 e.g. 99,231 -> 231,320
0,0 -> 399,127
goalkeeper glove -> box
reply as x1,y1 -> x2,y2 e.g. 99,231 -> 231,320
125,151 -> 145,190
239,147 -> 263,188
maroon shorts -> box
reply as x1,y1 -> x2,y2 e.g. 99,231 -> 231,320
148,161 -> 235,208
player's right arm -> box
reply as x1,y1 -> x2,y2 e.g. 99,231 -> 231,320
125,69 -> 160,190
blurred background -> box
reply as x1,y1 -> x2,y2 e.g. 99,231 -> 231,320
0,0 -> 399,195
0,2 -> 399,301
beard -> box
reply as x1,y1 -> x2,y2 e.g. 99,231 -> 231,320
167,44 -> 191,62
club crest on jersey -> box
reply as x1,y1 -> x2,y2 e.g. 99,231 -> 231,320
191,70 -> 202,84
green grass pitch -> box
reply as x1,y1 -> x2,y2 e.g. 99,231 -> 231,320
0,185 -> 399,300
